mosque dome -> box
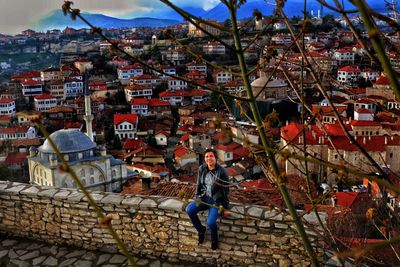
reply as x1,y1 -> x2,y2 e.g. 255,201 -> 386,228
39,129 -> 96,154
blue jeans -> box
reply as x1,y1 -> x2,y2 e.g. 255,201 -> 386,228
186,196 -> 220,243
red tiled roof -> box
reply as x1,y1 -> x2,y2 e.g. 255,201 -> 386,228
0,98 -> 15,104
179,133 -> 190,142
34,94 -> 56,100
155,130 -> 170,137
132,74 -> 159,80
375,75 -> 390,85
215,142 -> 241,152
21,79 -> 41,85
350,120 -> 381,127
130,98 -> 149,105
338,66 -> 359,72
118,64 -> 143,70
125,84 -> 152,91
113,114 -> 138,125
241,179 -> 273,191
149,99 -> 170,107
0,126 -> 29,134
123,138 -> 145,150
335,192 -> 360,208
0,115 -> 11,121
130,145 -> 163,155
4,152 -> 28,165
354,108 -> 373,114
47,106 -> 75,113
159,90 -> 190,97
174,146 -> 190,157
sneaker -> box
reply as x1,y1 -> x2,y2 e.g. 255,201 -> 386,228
198,227 -> 206,244
211,241 -> 218,250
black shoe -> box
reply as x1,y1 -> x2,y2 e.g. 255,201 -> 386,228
211,241 -> 218,250
198,227 -> 206,244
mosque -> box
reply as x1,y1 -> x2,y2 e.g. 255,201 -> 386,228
28,77 -> 134,192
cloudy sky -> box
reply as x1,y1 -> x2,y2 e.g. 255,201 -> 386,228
0,0 -> 220,35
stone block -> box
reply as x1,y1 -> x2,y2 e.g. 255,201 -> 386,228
5,184 -> 28,195
67,192 -> 84,202
274,223 -> 289,229
38,189 -> 58,198
139,199 -> 157,208
100,194 -> 124,205
242,227 -> 257,234
247,206 -> 264,218
158,199 -> 184,212
21,186 -> 40,196
121,196 -> 142,207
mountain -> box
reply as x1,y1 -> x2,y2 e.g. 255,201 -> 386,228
202,0 -> 391,21
34,10 -> 180,31
130,6 -> 208,21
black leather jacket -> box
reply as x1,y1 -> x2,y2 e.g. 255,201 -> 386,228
195,163 -> 230,209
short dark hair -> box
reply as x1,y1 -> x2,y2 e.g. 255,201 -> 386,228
204,148 -> 217,157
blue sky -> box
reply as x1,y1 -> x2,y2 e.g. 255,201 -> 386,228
0,0 -> 219,35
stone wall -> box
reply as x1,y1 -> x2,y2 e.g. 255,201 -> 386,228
0,181 -> 326,266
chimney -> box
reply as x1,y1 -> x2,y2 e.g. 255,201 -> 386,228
299,135 -> 304,144
363,136 -> 366,144
391,136 -> 394,141
385,136 -> 388,145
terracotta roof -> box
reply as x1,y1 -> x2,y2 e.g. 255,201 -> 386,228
113,114 -> 138,125
174,146 -> 191,157
335,192 -> 360,208
11,138 -> 41,147
130,98 -> 149,105
350,120 -> 381,127
34,94 -> 56,100
338,66 -> 360,72
125,84 -> 152,91
0,115 -> 11,121
354,108 -> 373,114
179,133 -> 190,142
118,64 -> 143,71
4,152 -> 28,165
375,75 -> 390,85
149,99 -> 170,107
0,98 -> 15,104
47,106 -> 75,113
155,130 -> 170,137
0,126 -> 29,134
123,138 -> 145,150
21,79 -> 41,85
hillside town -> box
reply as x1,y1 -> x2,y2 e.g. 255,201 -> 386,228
1,5 -> 400,265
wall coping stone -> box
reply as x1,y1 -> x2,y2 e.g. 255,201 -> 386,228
53,190 -> 72,200
158,198 -> 184,212
100,194 -> 124,205
85,193 -> 105,202
5,184 -> 29,195
139,198 -> 157,208
38,189 -> 59,198
121,196 -> 142,207
0,181 -> 327,225
20,186 -> 40,196
67,192 -> 85,202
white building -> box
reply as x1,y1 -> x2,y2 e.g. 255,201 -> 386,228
186,62 -> 207,74
337,66 -> 360,84
0,98 -> 16,116
202,42 -> 226,55
168,78 -> 187,91
64,79 -> 83,98
34,94 -> 57,112
114,114 -> 138,140
333,49 -> 355,65
0,126 -> 37,139
21,79 -> 43,97
124,84 -> 153,102
117,64 -> 144,85
28,129 -> 132,192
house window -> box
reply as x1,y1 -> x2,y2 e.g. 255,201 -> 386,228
90,177 -> 94,184
334,154 -> 338,159
90,168 -> 94,175
390,153 -> 393,158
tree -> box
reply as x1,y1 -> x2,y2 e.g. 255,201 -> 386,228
61,1 -> 400,265
113,134 -> 122,150
0,163 -> 11,181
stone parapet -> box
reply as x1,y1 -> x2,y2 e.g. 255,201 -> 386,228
0,181 -> 327,266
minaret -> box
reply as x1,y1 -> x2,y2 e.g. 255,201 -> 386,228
83,72 -> 94,142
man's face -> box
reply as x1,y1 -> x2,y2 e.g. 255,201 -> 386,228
205,151 -> 216,169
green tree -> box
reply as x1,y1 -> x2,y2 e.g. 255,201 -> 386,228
113,134 -> 122,150
0,163 -> 12,181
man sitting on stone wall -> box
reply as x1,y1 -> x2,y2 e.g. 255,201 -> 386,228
186,148 -> 230,250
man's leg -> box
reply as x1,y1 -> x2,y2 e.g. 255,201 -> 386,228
206,201 -> 220,250
186,199 -> 208,244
